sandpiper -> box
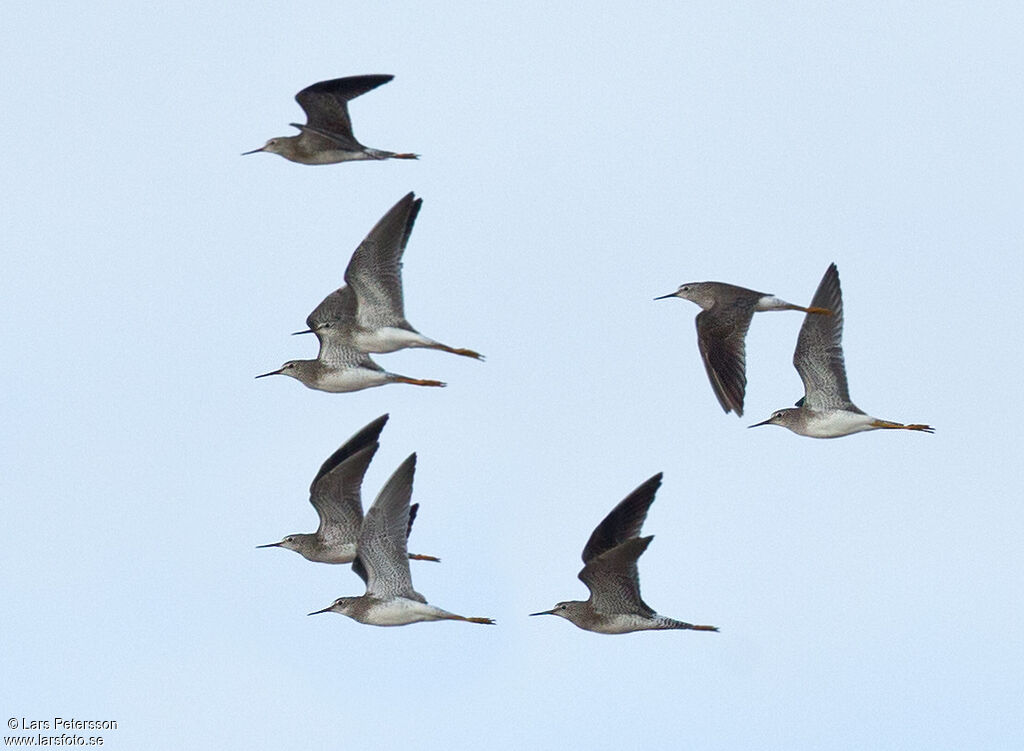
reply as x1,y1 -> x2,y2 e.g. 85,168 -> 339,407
243,74 -> 418,164
257,415 -> 439,564
256,287 -> 446,392
296,193 -> 484,360
656,280 -> 831,416
309,455 -> 494,626
750,263 -> 934,438
530,473 -> 717,634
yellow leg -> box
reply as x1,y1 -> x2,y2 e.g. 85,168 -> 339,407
786,304 -> 833,315
870,420 -> 935,433
408,553 -> 441,562
394,376 -> 446,387
435,344 -> 485,361
447,614 -> 495,625
689,624 -> 719,632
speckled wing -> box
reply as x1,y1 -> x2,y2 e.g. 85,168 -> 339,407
356,454 -> 425,602
695,303 -> 755,416
578,536 -> 655,617
793,263 -> 860,413
352,501 -> 423,585
306,285 -> 357,332
581,474 -> 661,565
344,192 -> 421,331
309,416 -> 388,544
308,288 -> 378,369
293,74 -> 393,150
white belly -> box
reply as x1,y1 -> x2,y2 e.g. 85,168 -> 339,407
354,327 -> 435,354
801,410 -> 877,438
360,598 -> 453,627
313,367 -> 392,393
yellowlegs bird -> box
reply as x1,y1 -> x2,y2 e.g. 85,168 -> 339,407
309,455 -> 494,626
257,415 -> 439,564
256,287 -> 446,393
243,74 -> 418,164
750,263 -> 935,438
295,192 -> 484,360
655,279 -> 832,416
530,473 -> 717,634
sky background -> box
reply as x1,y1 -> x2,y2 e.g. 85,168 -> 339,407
2,2 -> 1022,749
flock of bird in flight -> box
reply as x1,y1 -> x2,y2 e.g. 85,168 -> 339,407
250,74 -> 934,634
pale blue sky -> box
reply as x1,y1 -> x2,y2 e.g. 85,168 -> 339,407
2,2 -> 1022,749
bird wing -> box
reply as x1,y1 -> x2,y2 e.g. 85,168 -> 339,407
309,416 -> 388,541
344,192 -> 421,331
356,454 -> 425,602
352,501 -> 423,586
793,263 -> 860,412
306,285 -> 357,332
294,74 -> 394,149
306,287 -> 379,369
581,474 -> 662,564
578,536 -> 655,617
316,334 -> 382,372
695,304 -> 755,416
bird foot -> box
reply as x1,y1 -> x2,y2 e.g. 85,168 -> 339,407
871,420 -> 935,433
395,377 -> 446,387
436,344 -> 485,361
408,553 -> 441,562
392,153 -> 420,159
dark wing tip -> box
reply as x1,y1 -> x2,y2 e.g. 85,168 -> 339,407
582,474 -> 663,564
407,502 -> 419,538
311,415 -> 389,486
297,74 -> 394,99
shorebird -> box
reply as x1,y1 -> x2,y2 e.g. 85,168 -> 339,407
257,415 -> 439,564
256,287 -> 446,393
530,473 -> 717,634
295,192 -> 484,360
309,455 -> 494,627
656,280 -> 832,416
243,74 -> 418,164
750,263 -> 934,438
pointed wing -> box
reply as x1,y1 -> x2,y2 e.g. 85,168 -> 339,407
309,416 -> 388,540
793,263 -> 860,412
581,473 -> 662,564
310,443 -> 377,545
695,303 -> 755,416
356,454 -> 425,601
353,501 -> 423,585
294,74 -> 393,149
344,192 -> 421,330
578,536 -> 655,617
